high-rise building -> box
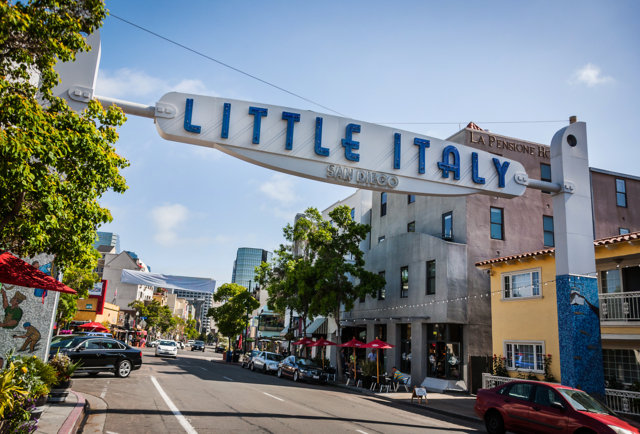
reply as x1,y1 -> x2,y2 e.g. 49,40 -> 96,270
231,248 -> 272,294
169,288 -> 214,332
94,231 -> 120,254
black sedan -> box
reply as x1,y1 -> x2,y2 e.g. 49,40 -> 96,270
49,335 -> 142,378
191,340 -> 205,352
277,356 -> 326,383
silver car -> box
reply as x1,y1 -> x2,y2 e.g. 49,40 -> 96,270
250,351 -> 284,373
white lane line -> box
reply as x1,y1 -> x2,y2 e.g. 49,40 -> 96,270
355,430 -> 369,434
223,376 -> 234,381
263,392 -> 284,402
99,382 -> 109,399
198,367 -> 207,371
150,376 -> 198,434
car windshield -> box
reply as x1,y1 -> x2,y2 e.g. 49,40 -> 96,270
50,336 -> 86,348
158,340 -> 175,346
266,353 -> 284,361
294,358 -> 318,367
194,341 -> 204,345
558,389 -> 613,414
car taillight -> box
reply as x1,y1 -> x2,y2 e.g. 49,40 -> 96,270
139,351 -> 142,357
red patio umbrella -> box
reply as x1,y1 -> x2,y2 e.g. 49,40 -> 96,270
309,337 -> 337,369
77,321 -> 109,332
340,338 -> 366,380
0,252 -> 76,294
363,338 -> 394,384
291,337 -> 314,346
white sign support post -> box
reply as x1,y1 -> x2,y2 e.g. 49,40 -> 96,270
53,32 -> 604,396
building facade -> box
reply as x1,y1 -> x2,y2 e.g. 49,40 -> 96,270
231,248 -> 272,293
168,288 -> 214,332
93,231 -> 120,254
338,123 -> 640,392
476,232 -> 640,388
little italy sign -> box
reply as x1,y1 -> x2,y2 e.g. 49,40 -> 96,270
154,92 -> 526,198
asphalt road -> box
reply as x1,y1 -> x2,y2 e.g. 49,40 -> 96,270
72,347 -> 482,433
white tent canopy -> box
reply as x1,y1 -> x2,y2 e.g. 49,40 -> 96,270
121,269 -> 216,293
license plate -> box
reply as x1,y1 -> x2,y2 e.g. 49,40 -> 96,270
313,375 -> 319,379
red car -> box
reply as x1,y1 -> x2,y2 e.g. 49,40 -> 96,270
475,380 -> 639,434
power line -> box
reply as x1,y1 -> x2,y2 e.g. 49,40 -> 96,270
108,13 -> 346,117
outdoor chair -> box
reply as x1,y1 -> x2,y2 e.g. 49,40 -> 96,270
392,375 -> 411,392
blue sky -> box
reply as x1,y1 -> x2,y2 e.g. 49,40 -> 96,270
94,0 -> 640,285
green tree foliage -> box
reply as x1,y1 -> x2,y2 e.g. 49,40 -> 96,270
0,0 -> 128,271
128,299 -> 178,336
184,317 -> 199,340
56,262 -> 100,329
263,206 -> 385,379
207,283 -> 258,351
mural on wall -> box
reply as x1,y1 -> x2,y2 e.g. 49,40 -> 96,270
0,253 -> 60,362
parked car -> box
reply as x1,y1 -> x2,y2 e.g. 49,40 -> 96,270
240,350 -> 260,368
148,340 -> 158,348
49,335 -> 142,378
177,341 -> 185,349
215,345 -> 227,353
250,351 -> 284,373
277,356 -> 326,383
155,340 -> 178,358
191,340 -> 205,352
187,340 -> 195,347
475,380 -> 640,434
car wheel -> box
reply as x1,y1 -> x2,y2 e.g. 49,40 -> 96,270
484,411 -> 505,434
263,365 -> 267,374
293,370 -> 299,382
116,359 -> 133,378
250,363 -> 255,371
277,368 -> 283,378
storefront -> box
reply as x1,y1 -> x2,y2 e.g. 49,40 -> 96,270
427,323 -> 463,381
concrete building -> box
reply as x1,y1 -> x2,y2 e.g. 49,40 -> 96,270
168,288 -> 214,333
338,123 -> 640,392
100,250 -> 154,311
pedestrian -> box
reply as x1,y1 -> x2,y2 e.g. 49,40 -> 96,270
367,351 -> 376,362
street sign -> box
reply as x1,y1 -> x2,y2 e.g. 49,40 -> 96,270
154,92 -> 527,198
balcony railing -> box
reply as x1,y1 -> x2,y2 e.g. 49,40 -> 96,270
600,291 -> 640,322
481,373 -> 640,416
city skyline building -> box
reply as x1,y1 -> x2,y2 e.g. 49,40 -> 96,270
94,231 -> 120,254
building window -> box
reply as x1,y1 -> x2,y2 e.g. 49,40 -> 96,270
601,269 -> 621,293
603,349 -> 640,386
426,260 -> 436,295
616,179 -> 627,207
490,207 -> 504,240
350,208 -> 355,220
540,163 -> 551,194
407,221 -> 415,232
543,215 -> 554,247
505,341 -> 544,373
408,194 -> 415,204
381,192 -> 387,216
400,266 -> 409,298
378,271 -> 386,300
502,269 -> 541,299
620,228 -> 630,235
378,235 -> 385,244
442,212 -> 453,241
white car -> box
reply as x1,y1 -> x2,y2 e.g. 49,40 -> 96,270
250,351 -> 284,373
155,340 -> 178,358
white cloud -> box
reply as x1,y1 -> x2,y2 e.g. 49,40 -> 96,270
259,173 -> 298,205
96,68 -> 211,100
151,203 -> 189,246
570,63 -> 613,87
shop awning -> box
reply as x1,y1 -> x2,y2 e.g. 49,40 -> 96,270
306,317 -> 328,335
0,252 -> 76,294
120,269 -> 216,293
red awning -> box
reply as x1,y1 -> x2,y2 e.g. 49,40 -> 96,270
0,252 -> 76,294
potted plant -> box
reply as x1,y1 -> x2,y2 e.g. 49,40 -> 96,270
361,360 -> 377,388
47,352 -> 80,403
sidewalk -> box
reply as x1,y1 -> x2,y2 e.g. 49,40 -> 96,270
36,390 -> 86,434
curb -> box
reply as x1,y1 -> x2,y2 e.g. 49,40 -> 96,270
329,382 -> 481,424
58,390 -> 86,434
79,392 -> 108,434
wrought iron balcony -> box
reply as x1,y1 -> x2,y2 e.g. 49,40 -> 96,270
599,291 -> 640,322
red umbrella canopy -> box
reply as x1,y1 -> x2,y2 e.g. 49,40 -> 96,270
78,321 -> 109,332
363,338 -> 394,349
0,252 -> 76,294
339,337 -> 366,348
292,337 -> 315,346
309,337 -> 337,347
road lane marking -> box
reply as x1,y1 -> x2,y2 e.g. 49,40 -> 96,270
223,376 -> 234,381
199,367 -> 207,371
150,376 -> 198,434
355,430 -> 369,434
263,392 -> 284,402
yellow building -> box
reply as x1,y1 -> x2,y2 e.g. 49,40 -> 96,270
74,299 -> 120,327
476,232 -> 640,387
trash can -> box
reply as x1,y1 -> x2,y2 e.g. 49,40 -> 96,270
226,351 -> 232,363
222,351 -> 227,362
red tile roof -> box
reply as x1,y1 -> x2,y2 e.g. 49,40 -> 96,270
475,231 -> 640,267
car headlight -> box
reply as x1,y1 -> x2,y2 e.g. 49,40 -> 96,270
608,425 -> 635,434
